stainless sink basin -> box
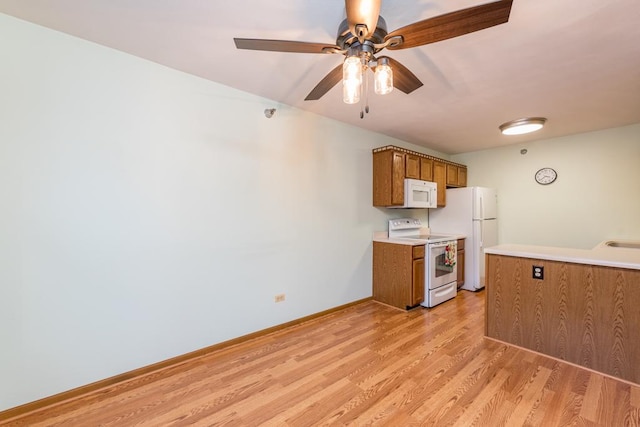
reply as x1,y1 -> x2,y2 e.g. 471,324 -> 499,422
603,240 -> 640,249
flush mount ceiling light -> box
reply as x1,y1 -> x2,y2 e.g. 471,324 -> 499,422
499,117 -> 547,135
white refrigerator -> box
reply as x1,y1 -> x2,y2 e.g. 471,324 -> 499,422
428,187 -> 498,291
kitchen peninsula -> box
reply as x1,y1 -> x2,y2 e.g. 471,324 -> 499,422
484,242 -> 640,385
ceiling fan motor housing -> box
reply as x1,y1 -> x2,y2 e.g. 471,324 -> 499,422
336,16 -> 388,52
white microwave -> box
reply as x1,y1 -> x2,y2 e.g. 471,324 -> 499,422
389,178 -> 438,209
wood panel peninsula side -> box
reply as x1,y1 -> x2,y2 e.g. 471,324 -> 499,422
484,243 -> 640,385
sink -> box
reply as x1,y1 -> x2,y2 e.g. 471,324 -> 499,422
603,240 -> 640,249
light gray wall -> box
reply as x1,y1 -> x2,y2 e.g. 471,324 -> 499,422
451,124 -> 640,249
0,14 -> 447,410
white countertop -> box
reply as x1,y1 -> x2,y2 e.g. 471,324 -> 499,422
373,231 -> 466,246
485,242 -> 640,270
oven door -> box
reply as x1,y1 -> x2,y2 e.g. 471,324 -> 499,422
427,241 -> 458,290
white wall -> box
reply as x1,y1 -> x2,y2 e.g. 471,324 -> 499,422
0,14 -> 447,411
452,124 -> 640,249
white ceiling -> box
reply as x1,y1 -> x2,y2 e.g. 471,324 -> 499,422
1,0 -> 639,154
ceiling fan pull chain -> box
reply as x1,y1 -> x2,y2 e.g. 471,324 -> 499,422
359,57 -> 366,119
364,65 -> 370,115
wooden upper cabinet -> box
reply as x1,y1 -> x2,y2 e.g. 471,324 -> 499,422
373,150 -> 405,207
446,165 -> 468,188
420,158 -> 433,181
433,160 -> 447,207
372,146 -> 467,208
405,154 -> 420,179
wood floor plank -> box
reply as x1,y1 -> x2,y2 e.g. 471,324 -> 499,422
271,379 -> 360,426
410,346 -> 504,423
503,364 -> 553,425
540,363 -> 584,424
450,368 -> 511,426
3,290 -> 640,426
346,378 -> 418,425
581,372 -> 604,422
632,385 -> 640,408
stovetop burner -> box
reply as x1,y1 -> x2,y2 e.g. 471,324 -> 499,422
388,218 -> 457,243
400,234 -> 457,243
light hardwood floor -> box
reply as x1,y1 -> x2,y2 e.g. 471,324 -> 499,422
3,290 -> 640,426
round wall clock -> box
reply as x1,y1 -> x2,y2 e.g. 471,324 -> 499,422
535,167 -> 557,185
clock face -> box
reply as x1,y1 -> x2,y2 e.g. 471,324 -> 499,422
535,168 -> 557,185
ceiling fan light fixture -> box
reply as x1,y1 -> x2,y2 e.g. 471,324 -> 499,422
343,49 -> 363,104
499,117 -> 547,135
235,0 -> 514,109
374,57 -> 393,95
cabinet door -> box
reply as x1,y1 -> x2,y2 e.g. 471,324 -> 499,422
374,150 -> 406,207
405,154 -> 420,179
446,165 -> 468,188
446,164 -> 458,187
373,242 -> 415,309
420,158 -> 433,181
457,249 -> 465,287
412,257 -> 425,306
433,161 -> 446,207
391,152 -> 405,205
457,166 -> 467,187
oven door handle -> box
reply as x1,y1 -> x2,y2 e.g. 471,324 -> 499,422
429,241 -> 454,248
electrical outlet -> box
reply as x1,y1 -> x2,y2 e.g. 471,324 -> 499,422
532,265 -> 544,280
274,294 -> 285,303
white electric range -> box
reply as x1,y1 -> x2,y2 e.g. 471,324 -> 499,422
388,218 -> 459,308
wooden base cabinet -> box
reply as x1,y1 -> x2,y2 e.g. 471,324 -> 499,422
373,242 -> 425,310
456,239 -> 465,287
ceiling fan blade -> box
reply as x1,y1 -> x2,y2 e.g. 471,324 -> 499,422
234,38 -> 340,54
379,57 -> 424,94
385,0 -> 513,50
345,0 -> 381,39
305,64 -> 343,101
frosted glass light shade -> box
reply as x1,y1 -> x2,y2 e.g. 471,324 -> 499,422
499,117 -> 547,135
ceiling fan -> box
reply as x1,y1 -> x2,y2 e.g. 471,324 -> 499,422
234,0 -> 513,111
